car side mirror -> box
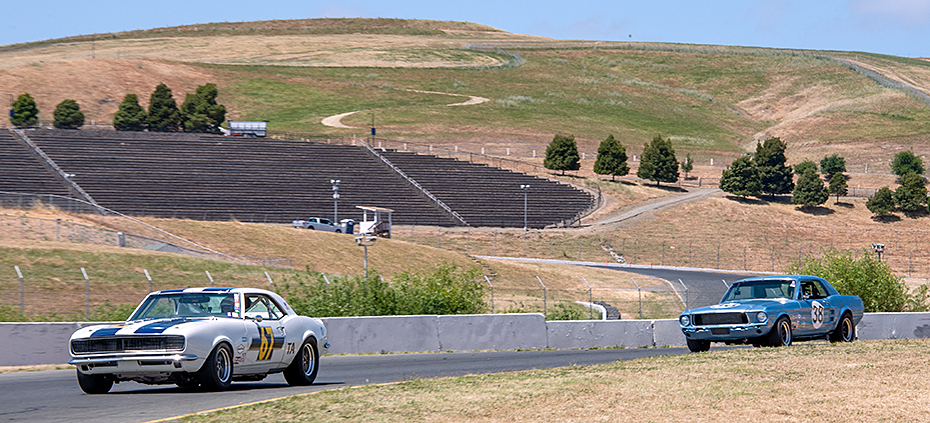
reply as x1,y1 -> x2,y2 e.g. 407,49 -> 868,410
255,316 -> 263,323
801,294 -> 811,301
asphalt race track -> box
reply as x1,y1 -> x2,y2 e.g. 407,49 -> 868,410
0,348 -> 705,422
599,266 -> 757,309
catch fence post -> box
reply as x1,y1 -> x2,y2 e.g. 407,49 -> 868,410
679,279 -> 688,309
265,271 -> 274,291
536,276 -> 547,317
144,269 -> 152,292
15,265 -> 24,314
484,276 -> 494,314
582,277 -> 592,319
205,270 -> 214,287
81,267 -> 90,320
631,278 -> 642,319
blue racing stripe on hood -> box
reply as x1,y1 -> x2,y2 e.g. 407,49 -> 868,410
90,324 -> 129,337
134,318 -> 199,334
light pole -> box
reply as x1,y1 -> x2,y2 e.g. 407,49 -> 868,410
872,243 -> 885,262
64,173 -> 75,212
355,235 -> 377,279
331,179 -> 340,223
521,184 -> 529,257
520,184 -> 530,230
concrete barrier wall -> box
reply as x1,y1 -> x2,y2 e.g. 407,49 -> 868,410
5,313 -> 930,367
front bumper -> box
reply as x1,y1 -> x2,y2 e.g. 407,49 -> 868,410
70,354 -> 200,374
681,322 -> 773,341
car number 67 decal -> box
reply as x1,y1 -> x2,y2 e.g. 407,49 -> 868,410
811,301 -> 825,329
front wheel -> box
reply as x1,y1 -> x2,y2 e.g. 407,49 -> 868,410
335,229 -> 342,234
686,338 -> 710,353
284,337 -> 320,386
198,343 -> 233,391
76,370 -> 112,394
829,312 -> 856,343
766,316 -> 793,347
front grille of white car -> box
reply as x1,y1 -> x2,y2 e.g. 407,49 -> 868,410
71,335 -> 185,354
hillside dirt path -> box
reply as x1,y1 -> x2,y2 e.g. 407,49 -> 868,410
321,89 -> 489,128
590,187 -> 722,226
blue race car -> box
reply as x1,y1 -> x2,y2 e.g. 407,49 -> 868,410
678,275 -> 864,352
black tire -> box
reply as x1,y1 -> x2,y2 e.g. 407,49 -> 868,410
686,338 -> 711,353
308,226 -> 315,230
829,312 -> 856,343
76,369 -> 112,394
284,337 -> 319,386
766,316 -> 793,347
335,229 -> 342,234
198,343 -> 233,391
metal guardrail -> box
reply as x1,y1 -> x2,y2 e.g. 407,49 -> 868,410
361,141 -> 468,226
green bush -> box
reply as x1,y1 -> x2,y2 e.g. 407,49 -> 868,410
545,302 -> 596,320
281,263 -> 487,317
786,249 -> 928,312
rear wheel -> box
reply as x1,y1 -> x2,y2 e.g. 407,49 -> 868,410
766,316 -> 792,347
76,370 -> 112,394
284,337 -> 319,386
829,312 -> 856,343
335,229 -> 342,233
198,343 -> 233,391
686,338 -> 711,353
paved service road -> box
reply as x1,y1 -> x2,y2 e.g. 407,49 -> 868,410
0,348 -> 703,423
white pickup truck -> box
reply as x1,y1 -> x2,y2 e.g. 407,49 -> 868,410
292,217 -> 342,233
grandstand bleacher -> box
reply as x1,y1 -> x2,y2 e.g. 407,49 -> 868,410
0,130 -> 69,196
5,129 -> 594,228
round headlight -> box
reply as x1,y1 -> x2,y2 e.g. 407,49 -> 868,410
680,315 -> 691,326
756,311 -> 767,323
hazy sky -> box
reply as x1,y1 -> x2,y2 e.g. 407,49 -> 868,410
5,0 -> 930,57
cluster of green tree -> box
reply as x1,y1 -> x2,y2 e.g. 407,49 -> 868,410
114,83 -> 226,133
280,263 -> 487,317
787,249 -> 928,312
866,151 -> 929,217
546,133 -> 683,186
10,93 -> 85,129
719,137 -> 849,208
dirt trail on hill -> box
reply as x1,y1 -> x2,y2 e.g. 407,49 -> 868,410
321,89 -> 489,128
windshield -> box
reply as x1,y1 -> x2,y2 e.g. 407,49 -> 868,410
130,293 -> 238,320
722,280 -> 796,302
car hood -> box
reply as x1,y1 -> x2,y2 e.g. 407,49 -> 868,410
71,317 -> 218,339
684,299 -> 793,315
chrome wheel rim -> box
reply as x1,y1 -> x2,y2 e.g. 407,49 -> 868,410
841,317 -> 853,341
779,320 -> 791,345
301,343 -> 317,377
216,347 -> 231,383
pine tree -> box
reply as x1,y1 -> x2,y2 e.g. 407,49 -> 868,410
544,134 -> 581,175
753,137 -> 794,197
719,156 -> 761,197
52,99 -> 84,129
794,160 -> 817,176
891,150 -> 925,177
180,83 -> 227,133
113,94 -> 147,131
681,153 -> 694,178
894,173 -> 928,213
592,134 -> 629,181
636,135 -> 679,185
147,83 -> 181,132
827,172 -> 848,203
11,93 -> 39,127
866,187 -> 896,217
820,154 -> 847,179
792,167 -> 828,207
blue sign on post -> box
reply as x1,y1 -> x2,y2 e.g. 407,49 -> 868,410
371,128 -> 376,136
9,109 -> 13,117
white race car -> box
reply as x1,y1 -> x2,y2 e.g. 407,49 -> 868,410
69,287 -> 329,394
